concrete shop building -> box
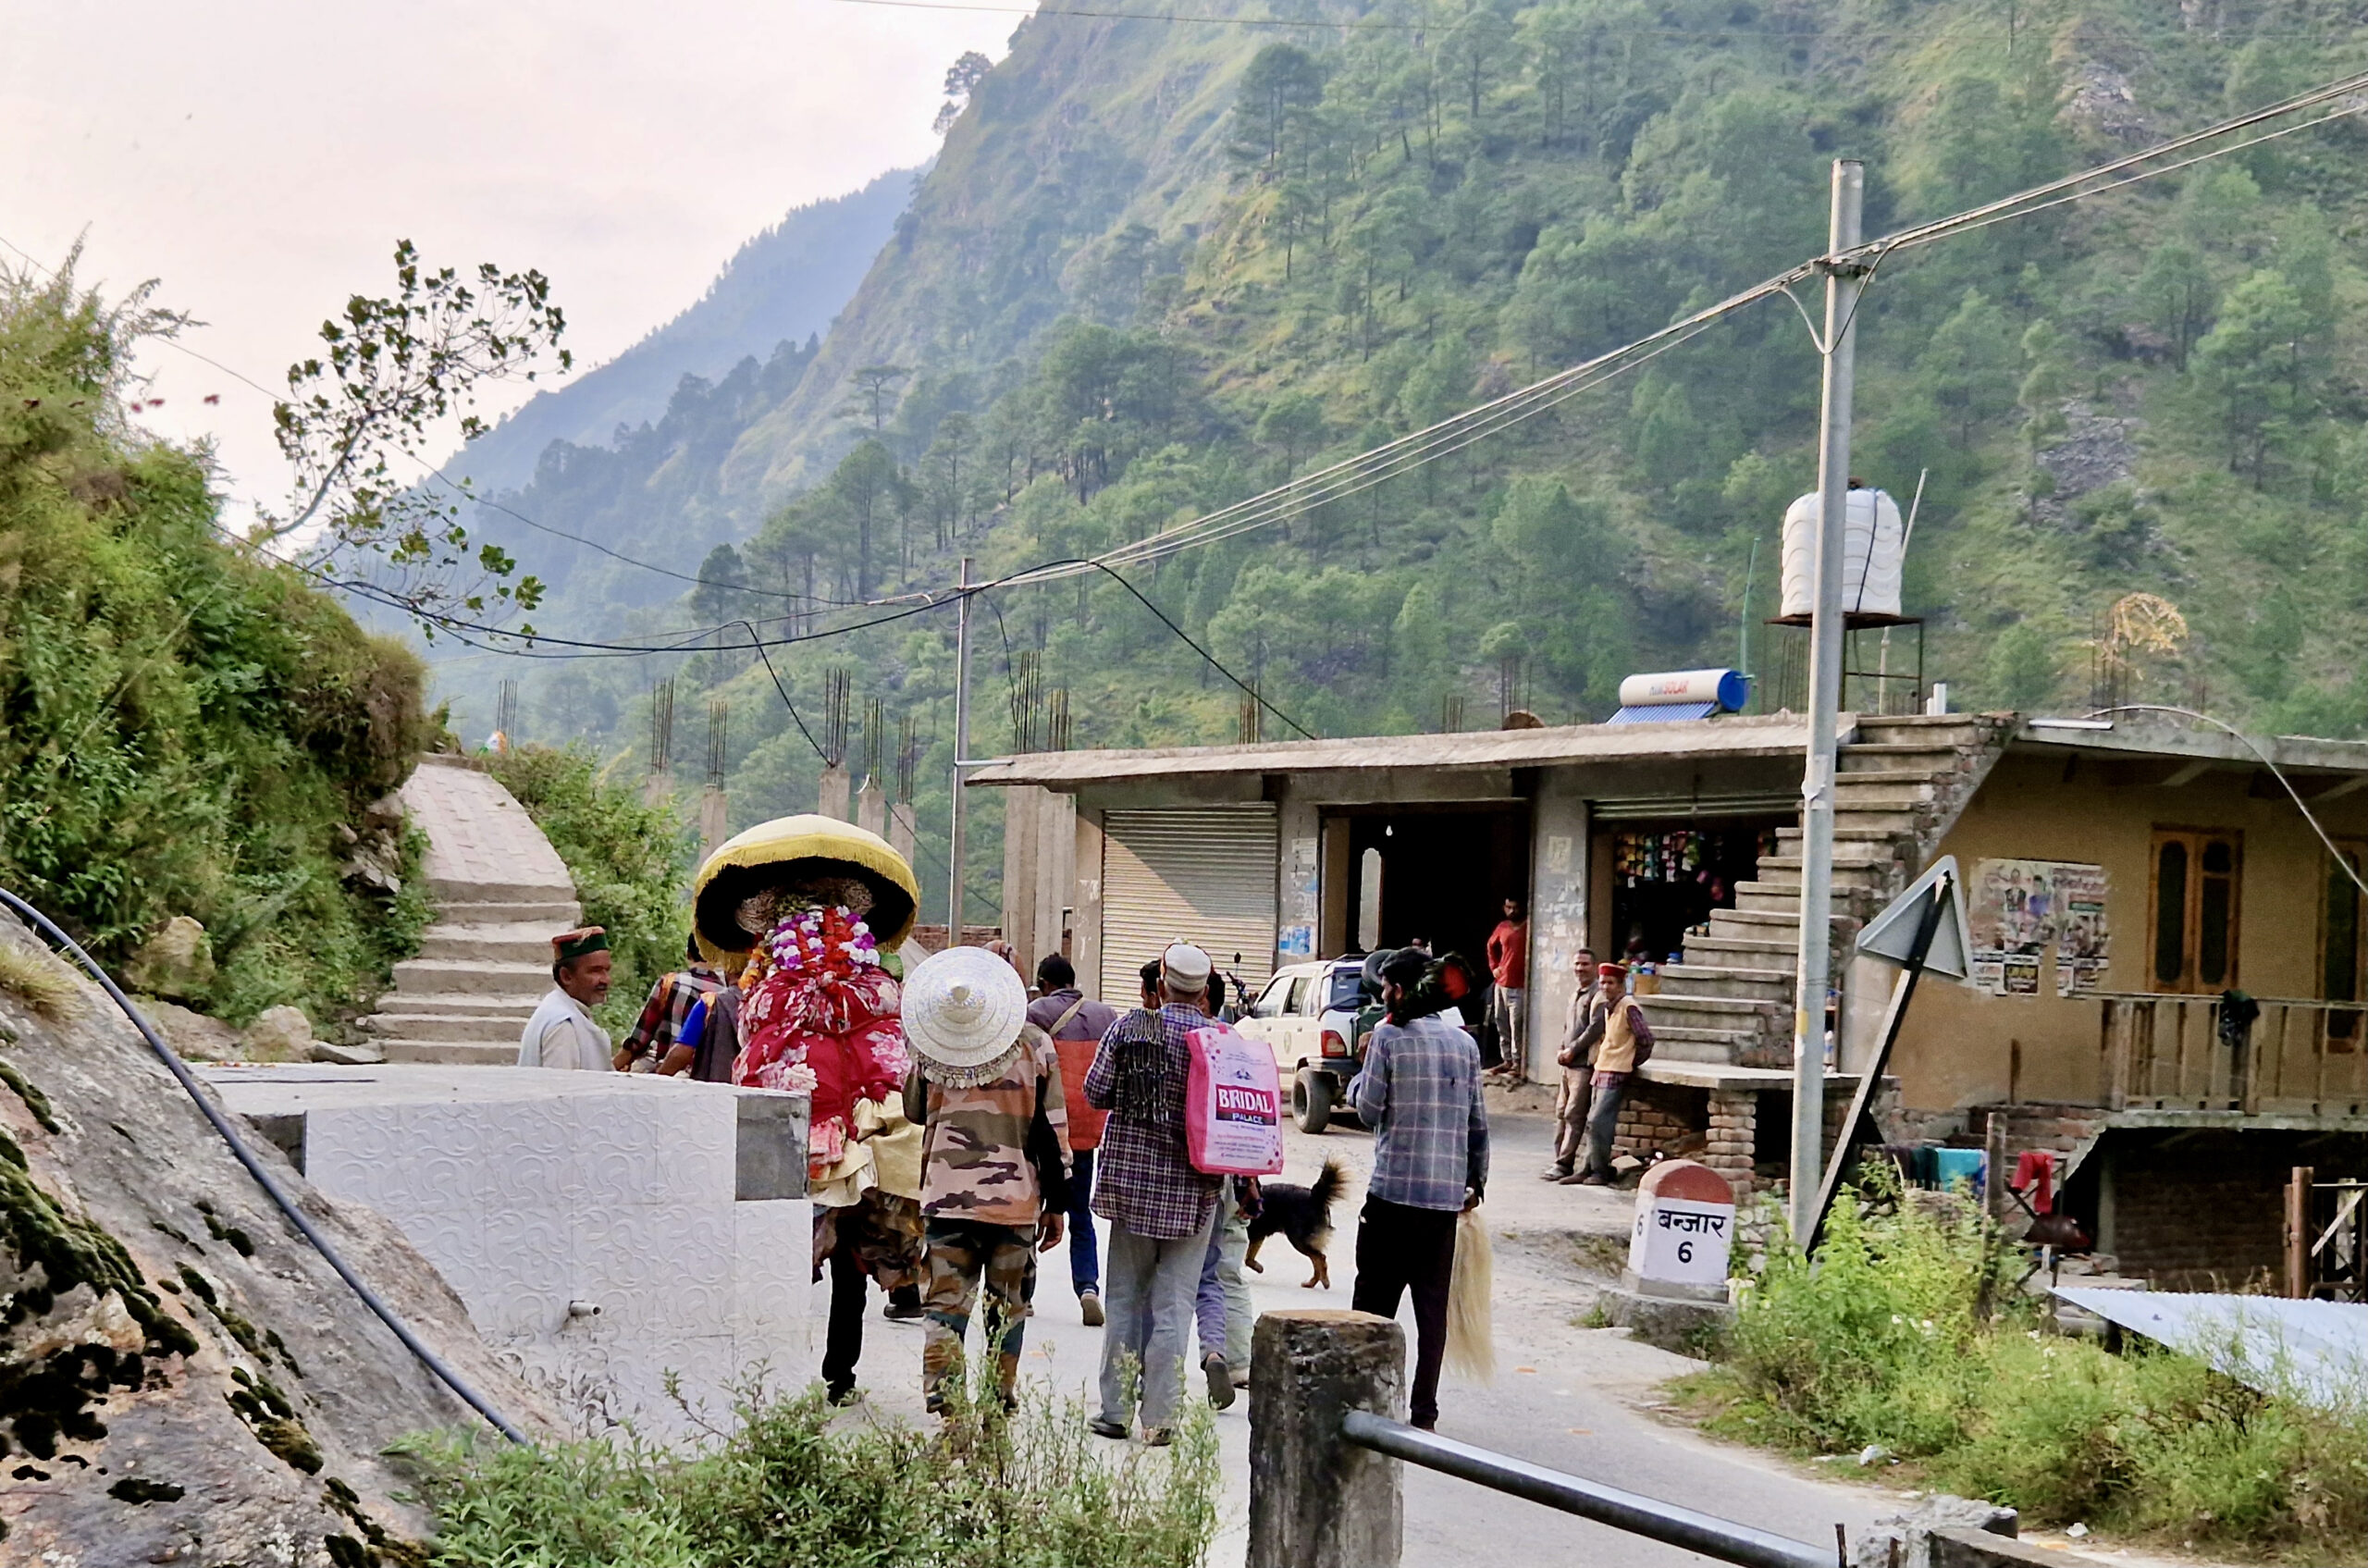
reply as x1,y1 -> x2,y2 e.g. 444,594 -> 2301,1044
977,710 -> 2368,1283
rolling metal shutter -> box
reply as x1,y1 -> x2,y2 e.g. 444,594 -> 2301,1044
1102,806 -> 1278,996
1588,791 -> 1800,822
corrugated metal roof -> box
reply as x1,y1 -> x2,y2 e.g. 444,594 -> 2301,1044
2053,1289 -> 2368,1412
966,714 -> 1816,787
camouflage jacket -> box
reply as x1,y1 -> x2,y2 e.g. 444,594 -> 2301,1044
903,1025 -> 1073,1227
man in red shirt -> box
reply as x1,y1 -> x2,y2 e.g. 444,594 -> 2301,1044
1028,952 -> 1118,1325
1485,895 -> 1529,1079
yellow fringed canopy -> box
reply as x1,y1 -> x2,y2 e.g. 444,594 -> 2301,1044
691,814 -> 920,960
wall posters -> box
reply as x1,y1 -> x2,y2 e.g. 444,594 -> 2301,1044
1967,858 -> 2110,997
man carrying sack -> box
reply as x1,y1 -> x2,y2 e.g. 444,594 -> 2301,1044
901,946 -> 1071,1416
1347,947 -> 1489,1431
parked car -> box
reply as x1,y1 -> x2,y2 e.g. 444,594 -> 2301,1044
1235,957 -> 1374,1134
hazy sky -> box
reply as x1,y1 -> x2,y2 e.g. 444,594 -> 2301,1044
0,0 -> 1012,525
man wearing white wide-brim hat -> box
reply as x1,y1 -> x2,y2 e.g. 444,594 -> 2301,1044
900,946 -> 1072,1415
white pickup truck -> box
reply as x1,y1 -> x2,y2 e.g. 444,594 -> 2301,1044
1233,956 -> 1374,1133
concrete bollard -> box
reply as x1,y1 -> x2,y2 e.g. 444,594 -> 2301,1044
1247,1308 -> 1406,1568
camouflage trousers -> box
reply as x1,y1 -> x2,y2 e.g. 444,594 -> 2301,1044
921,1217 -> 1038,1412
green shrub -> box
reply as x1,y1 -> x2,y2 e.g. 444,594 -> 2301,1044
404,1377 -> 1220,1568
483,747 -> 695,1033
0,261 -> 431,1025
1696,1178 -> 2368,1559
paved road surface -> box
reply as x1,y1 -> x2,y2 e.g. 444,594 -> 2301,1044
815,1106 -> 1910,1567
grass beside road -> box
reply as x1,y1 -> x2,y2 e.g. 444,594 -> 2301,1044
1672,1181 -> 2368,1562
402,1375 -> 1219,1568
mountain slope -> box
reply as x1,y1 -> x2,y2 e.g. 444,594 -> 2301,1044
449,167 -> 916,502
431,0 -> 2368,924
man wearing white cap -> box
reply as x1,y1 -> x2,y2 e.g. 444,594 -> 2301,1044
900,946 -> 1072,1415
1082,941 -> 1224,1444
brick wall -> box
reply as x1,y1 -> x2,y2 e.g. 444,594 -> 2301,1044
1614,1080 -> 1708,1163
2105,1130 -> 2368,1290
1705,1088 -> 1757,1195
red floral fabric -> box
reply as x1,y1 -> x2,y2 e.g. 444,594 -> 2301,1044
731,906 -> 906,1177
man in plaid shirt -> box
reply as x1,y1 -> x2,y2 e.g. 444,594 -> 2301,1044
614,935 -> 725,1075
1084,944 -> 1222,1444
1348,947 -> 1489,1430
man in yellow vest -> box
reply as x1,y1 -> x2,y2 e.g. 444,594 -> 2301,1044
1569,960 -> 1652,1186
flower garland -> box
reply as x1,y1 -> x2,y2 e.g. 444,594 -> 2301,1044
732,904 -> 905,1176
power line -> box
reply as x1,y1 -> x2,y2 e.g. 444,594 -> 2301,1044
827,0 -> 2365,42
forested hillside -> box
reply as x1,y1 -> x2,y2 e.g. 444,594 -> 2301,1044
443,168 -> 916,532
442,0 -> 2368,922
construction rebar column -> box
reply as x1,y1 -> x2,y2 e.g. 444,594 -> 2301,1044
1790,159 -> 1865,1247
947,555 -> 975,934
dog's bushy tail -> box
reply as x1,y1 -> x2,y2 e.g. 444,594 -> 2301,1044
1307,1157 -> 1346,1213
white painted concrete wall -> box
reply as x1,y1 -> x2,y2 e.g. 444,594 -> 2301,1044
211,1067 -> 809,1441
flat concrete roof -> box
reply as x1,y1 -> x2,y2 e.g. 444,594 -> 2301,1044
968,709 -> 2368,789
966,714 -> 1816,788
2012,713 -> 2368,775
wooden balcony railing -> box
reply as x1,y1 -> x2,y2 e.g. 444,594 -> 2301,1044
2099,994 -> 2368,1116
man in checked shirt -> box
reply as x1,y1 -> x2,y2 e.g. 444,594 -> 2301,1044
614,934 -> 726,1075
1348,946 -> 1490,1430
1083,943 -> 1224,1445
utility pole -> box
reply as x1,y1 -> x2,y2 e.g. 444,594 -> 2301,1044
1790,158 -> 1864,1248
946,555 -> 975,936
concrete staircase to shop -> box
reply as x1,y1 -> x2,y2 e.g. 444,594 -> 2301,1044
364,755 -> 582,1066
1646,714 -> 2016,1067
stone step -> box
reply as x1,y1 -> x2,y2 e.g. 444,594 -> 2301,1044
1825,783 -> 1937,811
1749,864 -> 1890,895
1831,809 -> 1925,837
363,1010 -> 533,1043
1635,991 -> 1783,1024
1775,821 -> 1912,846
1652,1021 -> 1762,1043
1736,882 -> 1881,916
381,1040 -> 524,1067
1658,963 -> 1794,1002
1650,1035 -> 1747,1064
427,876 -> 579,907
1849,717 -> 1993,748
1709,906 -> 1836,932
1684,932 -> 1799,963
1838,743 -> 1971,770
428,899 -> 584,926
415,923 -> 573,963
388,957 -> 554,998
367,992 -> 541,1019
1826,766 -> 1945,789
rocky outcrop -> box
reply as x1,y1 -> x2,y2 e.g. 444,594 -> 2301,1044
0,912 -> 556,1563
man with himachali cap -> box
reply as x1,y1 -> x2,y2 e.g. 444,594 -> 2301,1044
1084,940 -> 1223,1445
518,927 -> 616,1070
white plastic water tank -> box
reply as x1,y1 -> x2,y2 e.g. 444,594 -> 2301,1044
1780,487 -> 1905,619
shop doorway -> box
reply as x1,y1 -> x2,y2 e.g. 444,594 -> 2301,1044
1329,805 -> 1529,968
1603,819 -> 1785,967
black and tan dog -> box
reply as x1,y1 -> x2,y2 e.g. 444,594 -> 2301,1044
1244,1159 -> 1346,1289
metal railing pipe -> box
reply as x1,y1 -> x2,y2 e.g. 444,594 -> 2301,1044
1341,1410 -> 1834,1568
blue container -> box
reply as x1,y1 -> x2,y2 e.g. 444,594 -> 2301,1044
1930,1147 -> 1986,1195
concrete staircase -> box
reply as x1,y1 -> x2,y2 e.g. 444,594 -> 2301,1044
1646,714 -> 2015,1067
364,755 -> 583,1067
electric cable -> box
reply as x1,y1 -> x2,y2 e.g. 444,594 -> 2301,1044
0,886 -> 529,1446
2082,705 -> 2368,907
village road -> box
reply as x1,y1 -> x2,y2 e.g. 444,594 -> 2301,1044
824,1107 -> 1909,1567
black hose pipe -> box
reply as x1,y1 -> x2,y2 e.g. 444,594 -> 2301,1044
0,886 -> 528,1444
